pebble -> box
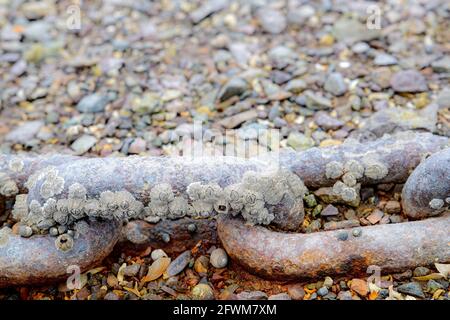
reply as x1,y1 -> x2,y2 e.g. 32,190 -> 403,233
164,250 -> 191,278
350,278 -> 368,297
191,283 -> 215,300
237,291 -> 268,300
436,88 -> 450,109
304,91 -> 332,110
324,72 -> 347,96
287,284 -> 305,300
210,248 -> 228,269
374,53 -> 397,66
317,286 -> 329,297
285,79 -> 307,94
366,209 -> 384,224
321,204 -> 339,216
5,121 -> 45,144
323,219 -> 360,231
303,194 -> 317,208
123,264 -> 141,277
104,292 -> 120,300
77,94 -> 109,113
323,276 -> 333,288
431,56 -> 450,73
390,70 -> 428,93
396,282 -> 425,299
257,7 -> 287,34
151,249 -> 168,261
332,18 -> 380,44
337,290 -> 353,300
314,111 -> 344,130
106,274 -> 119,288
426,280 -> 444,294
194,256 -> 209,274
71,135 -> 97,155
128,138 -> 146,154
384,200 -> 401,214
218,77 -> 248,102
413,267 -> 430,278
190,0 -> 228,24
268,293 -> 291,300
287,132 -> 314,151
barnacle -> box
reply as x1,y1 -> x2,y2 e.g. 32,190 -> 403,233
150,183 -> 174,205
147,201 -> 169,217
214,198 -> 229,214
224,184 -> 245,212
0,227 -> 12,247
363,159 -> 388,180
202,183 -> 223,204
341,187 -> 358,202
12,194 -> 28,221
55,233 -> 74,252
282,170 -> 308,199
67,198 -> 85,220
187,182 -> 203,201
84,199 -> 103,217
332,181 -> 346,195
429,198 -> 444,210
115,190 -> 144,219
68,183 -> 87,200
242,206 -> 274,225
343,160 -> 364,179
54,199 -> 71,225
144,206 -> 162,223
38,167 -> 65,199
42,198 -> 57,219
8,158 -> 24,172
242,189 -> 265,210
191,200 -> 213,217
0,176 -> 19,197
342,172 -> 357,187
168,196 -> 189,219
325,161 -> 344,179
24,200 -> 44,226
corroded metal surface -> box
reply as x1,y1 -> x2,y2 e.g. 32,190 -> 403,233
0,220 -> 121,288
217,214 -> 450,280
402,148 -> 450,219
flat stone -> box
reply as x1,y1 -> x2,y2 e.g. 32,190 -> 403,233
321,204 -> 339,216
390,70 -> 428,93
366,209 -> 384,224
70,134 -> 97,155
323,219 -> 360,231
164,250 -> 191,278
77,94 -> 109,113
257,7 -> 287,34
218,110 -> 258,129
304,91 -> 332,110
314,111 -> 344,130
384,200 -> 401,214
397,282 -> 425,298
431,56 -> 450,73
237,290 -> 268,300
5,120 -> 44,144
287,132 -> 314,151
374,53 -> 397,66
324,72 -> 347,96
217,77 -> 248,102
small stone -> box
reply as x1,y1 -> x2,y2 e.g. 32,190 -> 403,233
436,88 -> 450,109
5,121 -> 44,144
191,283 -> 215,300
366,209 -> 384,224
390,70 -> 428,93
151,249 -> 168,261
351,42 -> 370,54
107,274 -> 119,288
210,248 -> 228,268
268,293 -> 291,300
287,132 -> 314,151
236,290 -> 268,300
321,204 -> 339,216
304,91 -> 332,110
350,278 -> 368,297
431,56 -> 450,73
323,219 -> 360,231
323,276 -> 333,288
218,78 -> 248,102
71,135 -> 97,155
413,267 -> 430,277
426,280 -> 444,294
128,138 -> 146,154
77,94 -> 108,113
194,256 -> 209,274
317,287 -> 329,297
332,18 -> 380,44
123,264 -> 141,277
384,200 -> 401,214
314,111 -> 344,130
397,282 -> 425,299
337,290 -> 353,300
218,110 -> 258,129
287,284 -> 305,300
49,227 -> 59,236
429,198 -> 444,210
190,0 -> 227,24
104,292 -> 120,300
374,53 -> 397,66
164,250 -> 191,278
324,73 -> 347,96
303,194 -> 317,208
18,225 -> 33,238
285,79 -> 307,93
257,7 -> 287,34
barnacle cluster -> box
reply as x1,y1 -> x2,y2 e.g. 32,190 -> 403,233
325,157 -> 387,205
24,166 -> 65,199
8,158 -> 24,173
0,172 -> 19,197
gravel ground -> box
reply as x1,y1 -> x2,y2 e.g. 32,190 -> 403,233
0,0 -> 449,300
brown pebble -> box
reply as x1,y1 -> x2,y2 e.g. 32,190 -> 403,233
350,278 -> 368,297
